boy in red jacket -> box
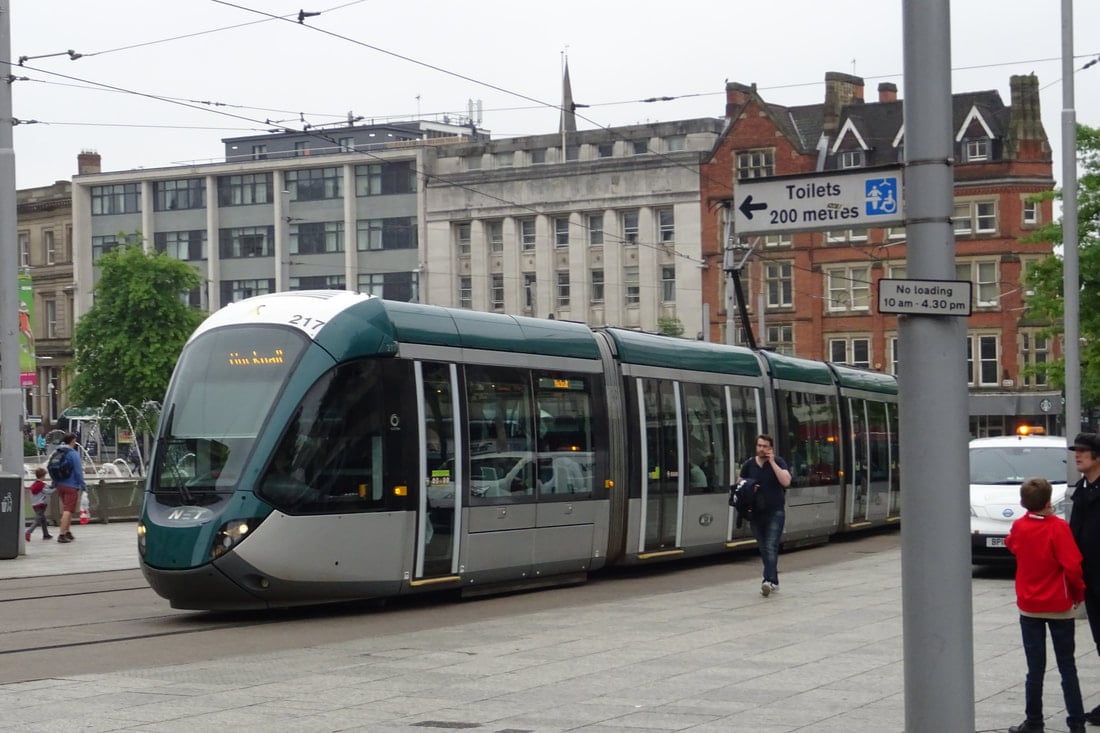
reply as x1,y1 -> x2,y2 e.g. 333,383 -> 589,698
1005,477 -> 1087,733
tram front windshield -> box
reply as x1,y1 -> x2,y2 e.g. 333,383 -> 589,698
153,326 -> 308,500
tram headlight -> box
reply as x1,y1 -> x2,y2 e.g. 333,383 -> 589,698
211,518 -> 261,560
137,522 -> 146,557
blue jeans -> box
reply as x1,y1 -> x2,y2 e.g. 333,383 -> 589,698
751,509 -> 784,585
1020,615 -> 1085,727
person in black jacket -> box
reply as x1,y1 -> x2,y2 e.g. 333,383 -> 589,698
740,434 -> 792,597
1068,432 -> 1100,725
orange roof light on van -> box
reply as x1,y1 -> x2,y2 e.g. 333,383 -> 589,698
1017,425 -> 1046,436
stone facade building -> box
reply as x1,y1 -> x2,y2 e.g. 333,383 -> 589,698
14,152 -> 96,426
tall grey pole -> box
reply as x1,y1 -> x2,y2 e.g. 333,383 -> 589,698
1061,0 -> 1080,444
900,2 -> 974,731
0,3 -> 27,555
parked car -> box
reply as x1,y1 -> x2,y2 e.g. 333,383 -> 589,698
970,428 -> 1068,563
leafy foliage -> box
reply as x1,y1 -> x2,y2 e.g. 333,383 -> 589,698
1023,124 -> 1100,407
657,315 -> 685,338
69,243 -> 205,409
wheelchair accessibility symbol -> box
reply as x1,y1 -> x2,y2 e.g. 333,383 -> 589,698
865,177 -> 899,216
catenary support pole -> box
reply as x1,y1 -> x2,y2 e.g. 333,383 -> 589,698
1061,0 -> 1081,446
0,2 -> 27,555
900,2 -> 975,731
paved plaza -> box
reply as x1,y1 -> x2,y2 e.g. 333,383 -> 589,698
0,522 -> 1094,732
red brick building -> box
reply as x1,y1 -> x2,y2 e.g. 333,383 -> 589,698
699,72 -> 1061,437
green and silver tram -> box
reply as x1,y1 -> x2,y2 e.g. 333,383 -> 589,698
138,291 -> 898,609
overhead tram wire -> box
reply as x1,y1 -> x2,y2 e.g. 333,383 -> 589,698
11,59 -> 706,267
19,77 -> 354,120
207,0 -> 741,197
22,0 -> 368,60
206,0 -> 1100,267
24,8 -> 1092,269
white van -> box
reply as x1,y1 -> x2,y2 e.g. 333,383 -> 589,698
969,430 -> 1069,563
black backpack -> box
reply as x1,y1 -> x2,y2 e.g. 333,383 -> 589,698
47,447 -> 73,482
729,477 -> 759,528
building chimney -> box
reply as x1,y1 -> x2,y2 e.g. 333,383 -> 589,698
822,72 -> 865,133
725,82 -> 755,118
1004,74 -> 1050,161
1008,74 -> 1043,140
77,150 -> 101,175
878,82 -> 898,103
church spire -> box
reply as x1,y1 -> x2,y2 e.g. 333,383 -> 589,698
560,58 -> 577,134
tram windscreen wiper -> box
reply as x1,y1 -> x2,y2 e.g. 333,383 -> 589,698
157,405 -> 194,504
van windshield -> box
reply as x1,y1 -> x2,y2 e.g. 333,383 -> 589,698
969,445 -> 1067,485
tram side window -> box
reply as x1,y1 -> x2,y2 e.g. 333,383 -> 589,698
256,359 -> 416,514
683,382 -> 728,495
866,400 -> 891,481
422,363 -> 456,481
535,373 -> 598,499
465,365 -> 536,504
776,389 -> 840,488
729,385 -> 760,474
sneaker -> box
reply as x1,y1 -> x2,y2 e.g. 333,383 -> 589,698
24,531 -> 31,541
769,582 -> 779,593
1008,720 -> 1044,733
42,534 -> 52,540
64,532 -> 74,541
57,535 -> 71,544
1085,706 -> 1100,725
761,580 -> 771,597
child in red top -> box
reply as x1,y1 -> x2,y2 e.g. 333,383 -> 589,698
25,467 -> 52,541
1004,477 -> 1086,733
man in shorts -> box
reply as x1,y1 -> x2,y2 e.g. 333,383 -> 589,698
52,432 -> 87,543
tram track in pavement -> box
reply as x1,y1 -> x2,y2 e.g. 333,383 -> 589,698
0,531 -> 905,686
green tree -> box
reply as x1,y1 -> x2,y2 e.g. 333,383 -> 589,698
1024,124 -> 1100,407
657,315 -> 685,337
69,243 -> 206,408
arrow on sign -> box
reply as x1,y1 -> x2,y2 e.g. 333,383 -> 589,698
738,195 -> 767,219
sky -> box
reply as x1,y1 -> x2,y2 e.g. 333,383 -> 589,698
7,1 -> 1100,190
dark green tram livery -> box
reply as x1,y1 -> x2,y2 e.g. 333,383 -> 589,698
139,291 -> 898,609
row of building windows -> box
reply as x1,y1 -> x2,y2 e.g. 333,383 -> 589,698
90,162 -> 418,215
219,271 -> 419,305
454,208 -> 676,254
753,330 -> 1049,388
457,265 -> 677,311
18,226 -> 72,267
753,259 -> 1029,313
463,136 -> 686,171
92,217 -> 417,263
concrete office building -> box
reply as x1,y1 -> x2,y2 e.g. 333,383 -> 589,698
71,121 -> 481,317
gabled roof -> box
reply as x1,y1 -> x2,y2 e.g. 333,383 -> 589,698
831,117 -> 870,153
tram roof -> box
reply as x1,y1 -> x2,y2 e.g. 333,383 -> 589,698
758,351 -> 835,385
334,299 -> 603,359
828,362 -> 899,395
602,328 -> 762,376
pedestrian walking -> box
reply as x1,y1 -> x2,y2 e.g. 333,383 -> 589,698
739,433 -> 792,597
48,432 -> 87,544
1068,432 -> 1100,725
25,467 -> 53,541
1005,477 -> 1086,733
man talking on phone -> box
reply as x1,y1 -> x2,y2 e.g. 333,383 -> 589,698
739,434 -> 792,597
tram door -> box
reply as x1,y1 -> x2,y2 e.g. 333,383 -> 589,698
640,379 -> 682,552
415,362 -> 460,579
848,399 -> 870,525
846,397 -> 893,525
